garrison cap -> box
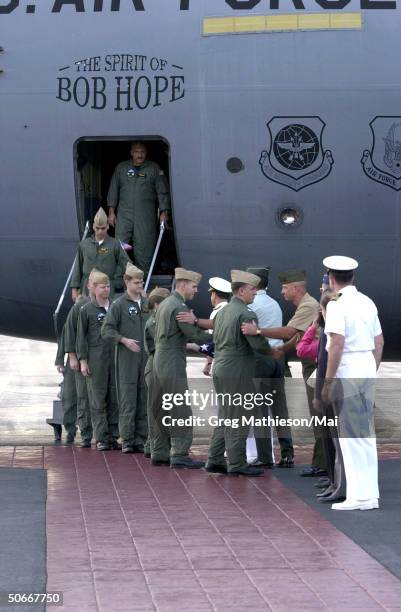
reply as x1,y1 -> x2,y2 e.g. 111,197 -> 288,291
208,277 -> 232,294
231,269 -> 260,287
148,287 -> 170,300
246,266 -> 271,285
90,270 -> 110,285
323,255 -> 359,271
125,263 -> 144,280
278,269 -> 306,284
93,207 -> 108,226
175,267 -> 202,284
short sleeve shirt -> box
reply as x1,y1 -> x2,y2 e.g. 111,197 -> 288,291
325,285 -> 382,352
287,292 -> 320,332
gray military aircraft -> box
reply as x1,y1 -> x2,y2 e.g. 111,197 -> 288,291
1,0 -> 400,354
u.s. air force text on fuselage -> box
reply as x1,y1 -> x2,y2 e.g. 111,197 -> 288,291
0,0 -> 396,14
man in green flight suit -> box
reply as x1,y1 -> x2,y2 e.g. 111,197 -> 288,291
107,142 -> 171,276
101,263 -> 148,454
77,271 -> 119,451
54,324 -> 77,444
70,207 -> 129,302
143,287 -> 171,458
206,270 -> 274,477
153,267 -> 211,469
64,293 -> 93,448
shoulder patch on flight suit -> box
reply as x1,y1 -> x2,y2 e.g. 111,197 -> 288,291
98,247 -> 111,254
128,305 -> 139,316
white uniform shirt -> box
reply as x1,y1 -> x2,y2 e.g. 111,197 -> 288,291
325,285 -> 382,353
251,290 -> 283,348
208,301 -> 228,334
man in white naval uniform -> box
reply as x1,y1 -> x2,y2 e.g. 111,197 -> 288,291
322,256 -> 384,511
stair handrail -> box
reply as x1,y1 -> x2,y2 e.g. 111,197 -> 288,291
144,221 -> 166,293
53,220 -> 90,340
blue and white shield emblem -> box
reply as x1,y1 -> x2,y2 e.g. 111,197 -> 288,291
260,117 -> 334,192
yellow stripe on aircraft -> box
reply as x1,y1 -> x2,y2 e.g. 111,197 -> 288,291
202,13 -> 362,35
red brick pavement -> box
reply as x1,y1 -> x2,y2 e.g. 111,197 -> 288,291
1,445 -> 401,611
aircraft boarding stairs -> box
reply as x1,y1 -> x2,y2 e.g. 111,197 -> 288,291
47,221 -> 173,441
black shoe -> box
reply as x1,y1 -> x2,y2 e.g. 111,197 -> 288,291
250,460 -> 275,469
318,493 -> 346,503
132,444 -> 145,453
151,458 -> 170,466
144,451 -> 151,458
277,456 -> 294,468
96,442 -> 110,451
299,467 -> 327,477
54,425 -> 62,441
314,477 -> 331,488
66,433 -> 75,444
80,440 -> 91,448
110,440 -> 122,451
170,457 -> 205,469
122,445 -> 134,454
229,466 -> 264,477
205,463 -> 228,474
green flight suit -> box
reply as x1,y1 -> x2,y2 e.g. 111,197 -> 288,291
153,291 -> 211,461
101,293 -> 148,448
143,313 -> 160,455
70,234 -> 129,297
207,297 -> 272,473
77,300 -> 119,444
55,327 -> 77,437
107,160 -> 170,275
64,298 -> 93,444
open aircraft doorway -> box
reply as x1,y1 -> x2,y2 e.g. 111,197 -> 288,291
73,137 -> 178,278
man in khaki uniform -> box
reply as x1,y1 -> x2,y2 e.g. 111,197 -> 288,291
153,268 -> 211,469
242,269 -> 323,475
71,207 -> 129,302
206,270 -> 274,476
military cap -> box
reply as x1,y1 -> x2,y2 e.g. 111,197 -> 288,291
208,277 -> 231,294
323,255 -> 358,271
246,266 -> 271,285
278,269 -> 306,284
231,269 -> 260,287
175,267 -> 202,284
90,270 -> 110,286
148,287 -> 170,300
125,263 -> 144,280
93,207 -> 108,226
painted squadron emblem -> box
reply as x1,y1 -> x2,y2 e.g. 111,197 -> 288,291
260,117 -> 334,192
362,117 -> 401,191
97,312 -> 105,323
128,305 -> 138,316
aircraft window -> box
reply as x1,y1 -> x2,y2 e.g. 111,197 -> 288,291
226,157 -> 244,173
276,206 -> 303,229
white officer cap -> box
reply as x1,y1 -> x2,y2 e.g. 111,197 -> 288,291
208,277 -> 231,294
323,256 -> 359,271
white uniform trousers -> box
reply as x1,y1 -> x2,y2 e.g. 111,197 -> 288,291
336,352 -> 379,502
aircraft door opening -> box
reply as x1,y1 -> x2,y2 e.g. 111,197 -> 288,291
73,137 -> 178,278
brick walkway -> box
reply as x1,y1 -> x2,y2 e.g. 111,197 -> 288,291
1,446 -> 401,611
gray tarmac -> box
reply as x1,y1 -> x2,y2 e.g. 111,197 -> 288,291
1,335 -> 401,445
